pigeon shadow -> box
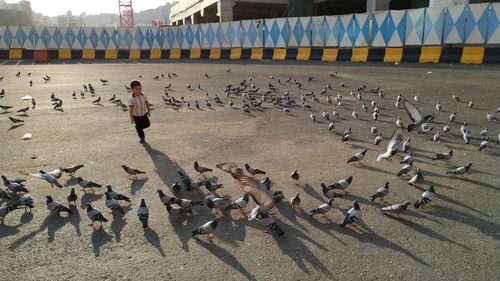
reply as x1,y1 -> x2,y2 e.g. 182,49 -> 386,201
437,192 -> 491,217
273,220 -> 335,279
454,176 -> 499,192
69,205 -> 81,237
111,210 -> 128,242
64,177 -> 78,187
274,202 -> 308,232
0,223 -> 21,239
428,205 -> 500,240
195,238 -> 257,281
7,123 -> 24,131
144,228 -> 166,256
130,178 -> 148,195
303,183 -> 325,204
168,214 -> 193,252
20,212 -> 33,224
9,213 -> 71,249
355,164 -> 393,175
80,193 -> 103,208
91,228 -> 114,257
385,215 -> 471,250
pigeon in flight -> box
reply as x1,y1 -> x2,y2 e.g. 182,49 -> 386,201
86,203 -> 107,228
414,186 -> 436,209
376,128 -> 403,161
30,171 -> 62,188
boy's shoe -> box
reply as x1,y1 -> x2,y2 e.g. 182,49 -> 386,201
139,138 -> 145,144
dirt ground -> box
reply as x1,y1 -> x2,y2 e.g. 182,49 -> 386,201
0,59 -> 499,281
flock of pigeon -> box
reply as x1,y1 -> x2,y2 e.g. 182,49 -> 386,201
1,68 -> 499,243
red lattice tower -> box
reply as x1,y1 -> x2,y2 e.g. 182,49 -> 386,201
119,0 -> 135,27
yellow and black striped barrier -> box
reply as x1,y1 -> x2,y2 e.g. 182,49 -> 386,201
1,47 -> 499,64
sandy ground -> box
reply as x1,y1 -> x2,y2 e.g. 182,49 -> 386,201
0,59 -> 499,281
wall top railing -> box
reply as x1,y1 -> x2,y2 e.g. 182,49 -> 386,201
1,3 -> 499,50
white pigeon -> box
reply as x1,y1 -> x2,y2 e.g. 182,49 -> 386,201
376,129 -> 403,161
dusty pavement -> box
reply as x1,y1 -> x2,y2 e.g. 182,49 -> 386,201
0,59 -> 499,281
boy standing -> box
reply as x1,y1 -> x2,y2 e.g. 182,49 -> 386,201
128,80 -> 151,144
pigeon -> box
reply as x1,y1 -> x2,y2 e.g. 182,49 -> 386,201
67,188 -> 78,205
452,94 -> 460,102
402,137 -> 411,153
376,129 -> 403,161
371,124 -> 378,134
468,98 -> 474,108
194,161 -> 212,174
9,116 -> 24,125
374,133 -> 383,145
369,182 -> 389,202
177,171 -> 192,191
328,122 -> 336,131
432,150 -> 453,161
105,192 -> 124,214
0,105 -> 13,111
340,200 -> 362,227
433,132 -> 442,142
320,183 -> 343,199
408,168 -> 424,187
347,149 -> 367,164
414,95 -> 419,102
373,112 -> 379,121
290,169 -> 300,181
2,175 -> 28,193
328,176 -> 353,192
397,161 -> 414,177
17,107 -> 30,115
351,110 -> 358,119
0,187 -> 11,200
136,199 -> 149,228
86,204 -> 107,228
109,94 -> 116,102
224,194 -> 250,213
245,164 -> 266,175
192,218 -> 219,240
463,129 -> 471,144
92,96 -> 101,104
203,180 -> 224,193
0,202 -> 20,224
290,192 -> 301,209
480,128 -> 489,138
106,185 -> 131,202
100,79 -> 108,84
46,196 -> 71,214
309,198 -> 335,219
414,186 -> 436,209
256,212 -> 285,236
447,163 -> 473,175
396,117 -> 404,128
403,99 -> 433,132
342,128 -> 352,142
479,137 -> 489,151
443,123 -> 450,133
31,98 -> 36,108
486,113 -> 498,121
157,189 -> 177,205
322,110 -> 330,120
175,198 -> 204,209
121,165 -> 145,178
216,163 -> 274,220
449,111 -> 457,122
381,201 -> 411,216
20,194 -> 34,212
61,164 -> 84,176
435,101 -> 442,111
309,112 -> 316,122
76,177 -> 102,192
261,177 -> 271,191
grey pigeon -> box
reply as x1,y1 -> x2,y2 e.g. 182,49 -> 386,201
340,200 -> 362,227
105,192 -> 124,214
369,182 -> 389,202
381,201 -> 411,216
46,196 -> 71,214
191,218 -> 219,240
122,165 -> 145,178
86,203 -> 107,228
414,186 -> 436,209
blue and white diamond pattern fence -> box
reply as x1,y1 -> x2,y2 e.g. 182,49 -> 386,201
371,11 -> 388,47
324,15 -> 340,47
264,18 -> 289,48
488,3 -> 500,44
405,8 -> 426,45
338,14 -> 354,47
444,4 -> 467,44
180,25 -> 193,49
464,3 -> 490,44
241,19 -> 264,48
287,17 -> 311,47
26,26 -> 39,49
14,26 -> 27,49
221,21 -> 241,48
353,13 -> 369,47
311,16 -> 325,47
389,10 -> 407,46
423,7 -> 445,45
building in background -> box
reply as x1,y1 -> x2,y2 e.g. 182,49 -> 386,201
170,0 -> 494,25
57,10 -> 85,27
0,0 -> 33,25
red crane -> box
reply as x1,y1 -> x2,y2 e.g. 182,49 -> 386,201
119,0 -> 135,27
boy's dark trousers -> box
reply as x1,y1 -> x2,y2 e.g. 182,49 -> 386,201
133,114 -> 150,139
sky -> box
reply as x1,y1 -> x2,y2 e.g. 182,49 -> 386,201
6,0 -> 177,16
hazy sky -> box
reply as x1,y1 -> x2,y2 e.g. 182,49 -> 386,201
6,0 -> 177,16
